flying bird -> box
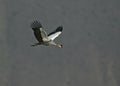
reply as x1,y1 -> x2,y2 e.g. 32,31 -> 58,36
31,20 -> 63,48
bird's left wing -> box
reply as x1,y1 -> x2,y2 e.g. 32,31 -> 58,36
31,20 -> 48,42
48,26 -> 63,40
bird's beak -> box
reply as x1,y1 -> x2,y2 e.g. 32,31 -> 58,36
56,44 -> 62,48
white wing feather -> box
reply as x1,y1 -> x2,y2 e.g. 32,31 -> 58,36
48,32 -> 61,40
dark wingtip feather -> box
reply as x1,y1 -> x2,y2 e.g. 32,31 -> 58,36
31,20 -> 42,30
56,26 -> 63,32
47,26 -> 63,36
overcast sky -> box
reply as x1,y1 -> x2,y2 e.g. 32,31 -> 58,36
0,0 -> 120,86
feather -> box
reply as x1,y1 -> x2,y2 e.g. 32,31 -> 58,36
31,20 -> 43,42
48,26 -> 63,40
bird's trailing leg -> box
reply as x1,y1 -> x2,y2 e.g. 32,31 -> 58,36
31,43 -> 41,47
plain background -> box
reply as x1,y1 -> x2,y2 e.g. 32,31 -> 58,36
0,0 -> 120,86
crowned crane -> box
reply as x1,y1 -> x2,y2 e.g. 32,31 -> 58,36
31,21 -> 63,48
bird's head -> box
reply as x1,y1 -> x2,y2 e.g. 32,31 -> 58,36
56,44 -> 63,48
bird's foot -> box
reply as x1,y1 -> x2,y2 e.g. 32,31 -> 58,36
31,43 -> 40,47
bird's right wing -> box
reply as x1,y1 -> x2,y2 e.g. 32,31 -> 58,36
48,26 -> 63,40
31,21 -> 47,42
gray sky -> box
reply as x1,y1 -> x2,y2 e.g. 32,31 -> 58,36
0,0 -> 120,86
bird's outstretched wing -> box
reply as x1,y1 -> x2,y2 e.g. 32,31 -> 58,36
31,21 -> 47,42
48,26 -> 63,40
